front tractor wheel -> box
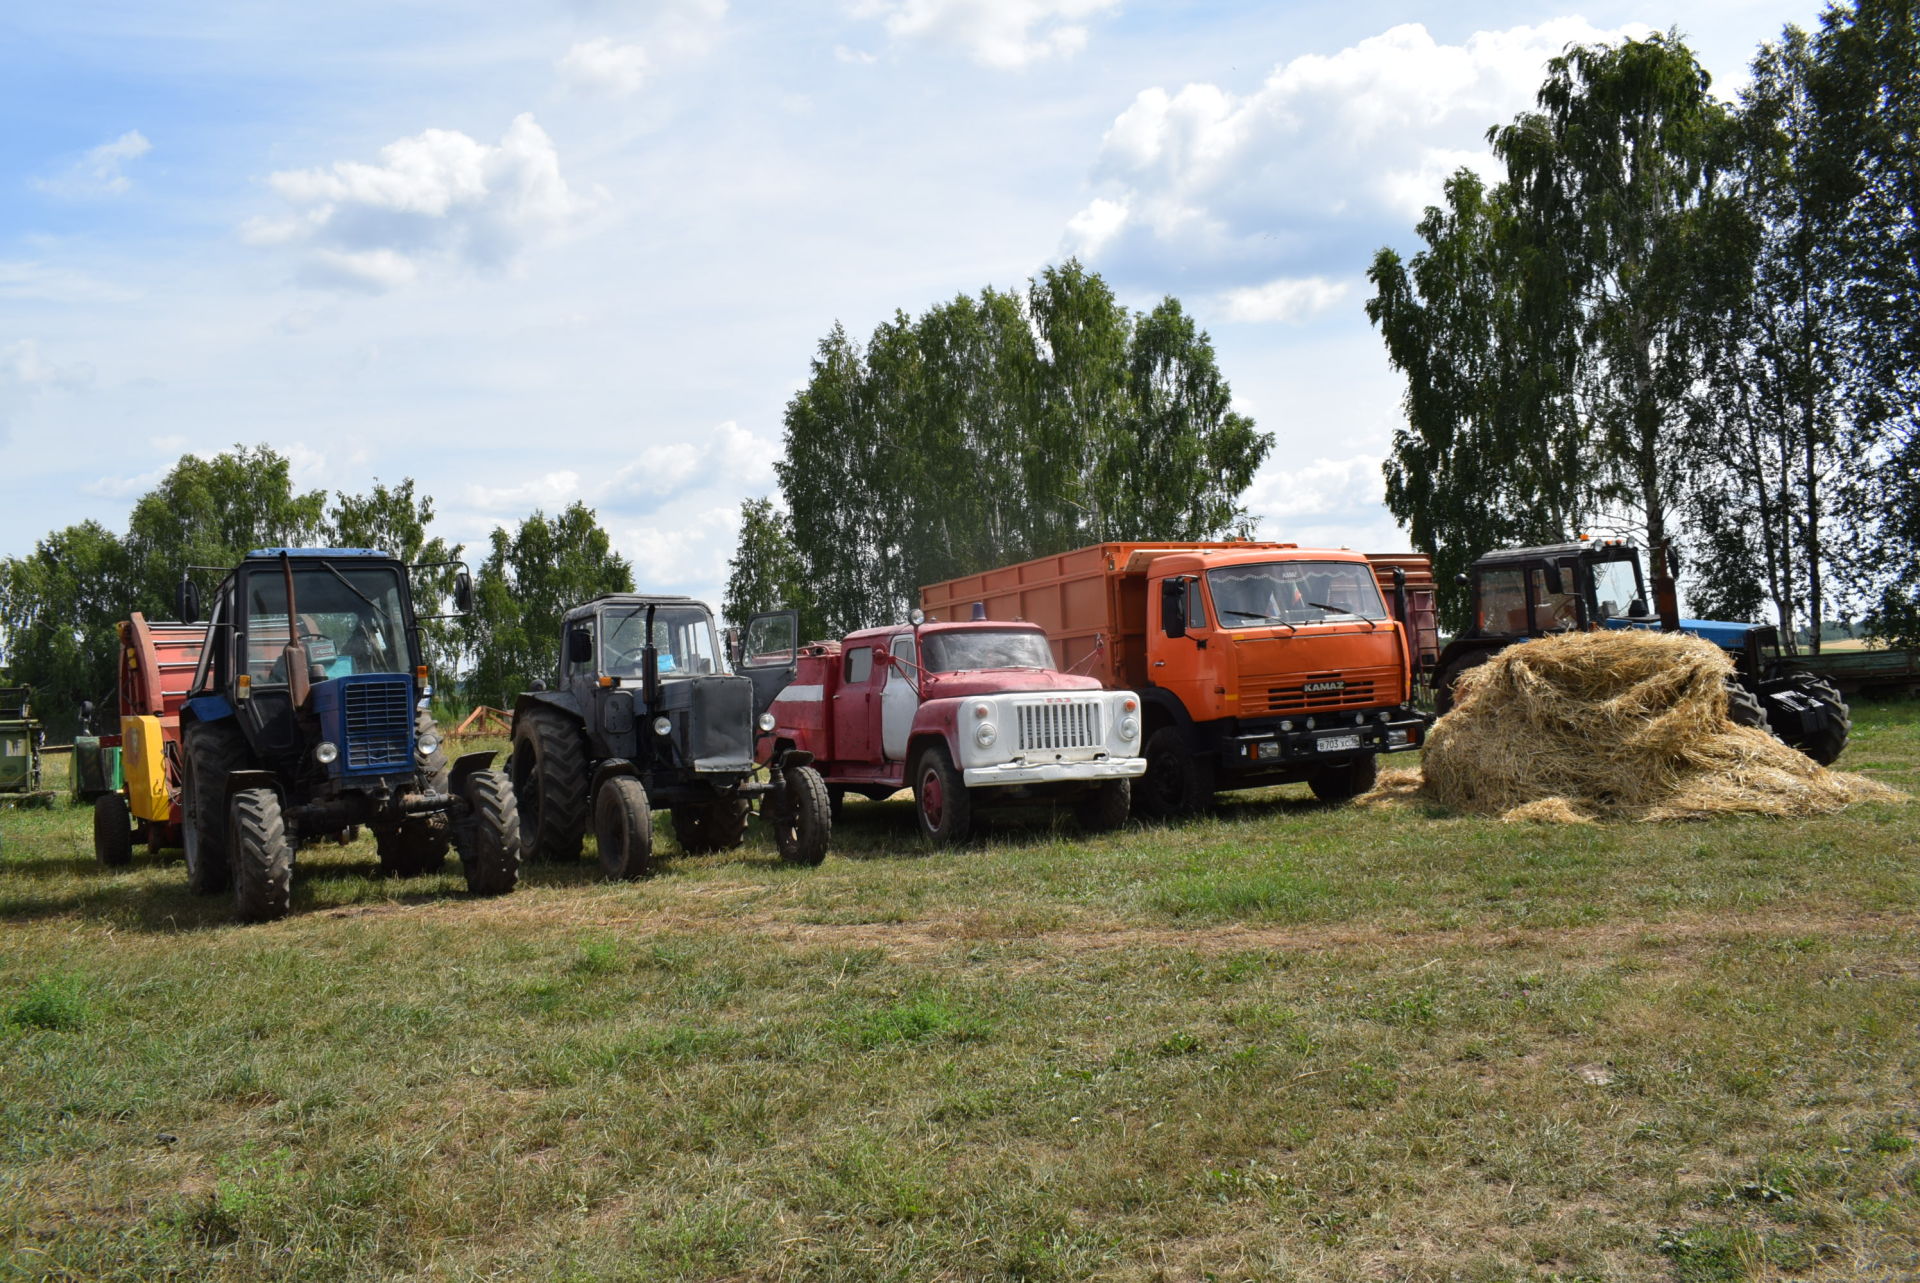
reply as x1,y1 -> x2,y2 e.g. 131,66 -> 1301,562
1073,779 -> 1131,832
93,792 -> 134,867
511,710 -> 589,863
229,788 -> 293,923
595,776 -> 654,880
911,746 -> 972,845
181,719 -> 249,894
459,770 -> 522,896
774,765 -> 832,864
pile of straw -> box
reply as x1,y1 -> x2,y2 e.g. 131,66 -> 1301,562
1396,630 -> 1904,823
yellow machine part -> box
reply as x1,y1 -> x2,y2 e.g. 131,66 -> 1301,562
122,715 -> 172,823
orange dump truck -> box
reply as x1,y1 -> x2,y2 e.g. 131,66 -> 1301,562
91,612 -> 209,865
921,542 -> 1435,815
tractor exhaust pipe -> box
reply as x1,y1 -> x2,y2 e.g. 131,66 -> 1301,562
1652,541 -> 1682,633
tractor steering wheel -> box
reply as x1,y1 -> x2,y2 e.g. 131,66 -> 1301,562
604,645 -> 647,676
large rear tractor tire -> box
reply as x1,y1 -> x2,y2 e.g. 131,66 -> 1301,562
459,770 -> 522,896
774,765 -> 832,864
512,709 -> 589,863
1133,726 -> 1215,820
375,815 -> 451,877
1725,682 -> 1771,733
1073,779 -> 1131,832
1776,674 -> 1851,766
675,799 -> 750,855
94,792 -> 134,867
229,787 -> 293,923
594,776 -> 654,880
1308,755 -> 1379,803
181,720 -> 249,894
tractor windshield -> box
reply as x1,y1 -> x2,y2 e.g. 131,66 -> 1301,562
245,564 -> 410,684
1589,558 -> 1645,620
1208,561 -> 1387,627
600,605 -> 722,678
923,630 -> 1056,673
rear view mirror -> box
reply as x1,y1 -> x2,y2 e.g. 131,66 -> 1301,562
176,578 -> 201,624
1160,579 -> 1188,639
454,570 -> 474,614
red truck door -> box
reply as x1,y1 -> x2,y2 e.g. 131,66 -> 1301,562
833,644 -> 881,762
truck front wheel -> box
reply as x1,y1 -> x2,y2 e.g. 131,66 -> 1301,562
1134,727 -> 1214,820
594,775 -> 654,880
229,787 -> 293,923
512,710 -> 589,863
911,746 -> 972,844
773,765 -> 832,864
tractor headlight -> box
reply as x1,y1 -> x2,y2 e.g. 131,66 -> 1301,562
758,712 -> 777,732
417,734 -> 439,758
653,716 -> 671,736
315,741 -> 340,765
975,721 -> 997,749
1119,715 -> 1140,742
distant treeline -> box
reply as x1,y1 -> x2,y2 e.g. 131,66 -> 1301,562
0,446 -> 630,733
1369,1 -> 1920,649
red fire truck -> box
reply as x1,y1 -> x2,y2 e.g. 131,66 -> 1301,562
753,612 -> 1147,843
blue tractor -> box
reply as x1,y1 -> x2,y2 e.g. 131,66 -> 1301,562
1432,539 -> 1851,764
175,548 -> 521,921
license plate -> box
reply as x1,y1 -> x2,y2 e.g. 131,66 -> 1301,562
1317,734 -> 1362,753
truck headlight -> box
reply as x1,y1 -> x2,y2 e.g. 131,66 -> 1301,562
315,741 -> 340,765
975,722 -> 997,748
653,716 -> 671,736
417,734 -> 439,758
1119,715 -> 1140,741
758,712 -> 777,732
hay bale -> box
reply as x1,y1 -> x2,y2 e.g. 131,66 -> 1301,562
1410,630 -> 1905,822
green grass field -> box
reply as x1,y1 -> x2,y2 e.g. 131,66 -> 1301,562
2,706 -> 1917,1281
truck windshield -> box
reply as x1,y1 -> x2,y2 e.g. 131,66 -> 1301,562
1590,558 -> 1644,619
245,564 -> 410,684
923,630 -> 1056,672
1208,561 -> 1388,626
601,605 -> 722,678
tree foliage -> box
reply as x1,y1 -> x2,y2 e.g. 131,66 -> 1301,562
465,502 -> 633,705
722,498 -> 811,636
327,478 -> 464,679
767,261 -> 1270,637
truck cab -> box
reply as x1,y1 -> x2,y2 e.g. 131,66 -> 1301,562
761,616 -> 1146,843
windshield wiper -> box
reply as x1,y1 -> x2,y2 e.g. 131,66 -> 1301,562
1220,608 -> 1296,634
1305,601 -> 1378,630
318,559 -> 385,615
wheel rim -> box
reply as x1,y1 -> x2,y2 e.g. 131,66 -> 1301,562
920,768 -> 944,829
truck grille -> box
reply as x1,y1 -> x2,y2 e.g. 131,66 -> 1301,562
1240,666 -> 1398,715
343,678 -> 412,772
1016,700 -> 1102,752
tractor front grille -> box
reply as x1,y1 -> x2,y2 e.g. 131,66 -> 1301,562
1015,700 -> 1102,753
343,678 -> 412,772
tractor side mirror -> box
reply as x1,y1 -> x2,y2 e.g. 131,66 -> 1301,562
1160,579 -> 1188,639
724,626 -> 741,667
80,699 -> 95,733
454,570 -> 473,615
176,578 -> 201,624
1454,572 -> 1471,588
566,628 -> 594,666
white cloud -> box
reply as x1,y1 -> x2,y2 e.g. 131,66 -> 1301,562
558,38 -> 649,97
31,130 -> 151,198
1063,196 -> 1127,259
466,469 -> 587,513
851,0 -> 1120,68
0,261 -> 140,303
464,421 -> 776,515
245,114 -> 590,293
1,338 -> 91,444
1068,19 -> 1648,275
834,44 -> 878,64
621,507 -> 739,594
1218,275 -> 1352,324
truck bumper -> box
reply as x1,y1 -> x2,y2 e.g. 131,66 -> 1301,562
963,756 -> 1147,788
1223,707 -> 1429,773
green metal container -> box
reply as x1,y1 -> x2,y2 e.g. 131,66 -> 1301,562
0,685 -> 48,802
69,735 -> 125,802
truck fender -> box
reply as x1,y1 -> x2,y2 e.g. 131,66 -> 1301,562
779,748 -> 815,770
448,750 -> 497,800
181,693 -> 234,727
909,698 -> 965,745
1139,688 -> 1194,737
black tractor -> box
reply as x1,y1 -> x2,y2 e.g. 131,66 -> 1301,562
1433,539 -> 1851,764
175,548 -> 521,921
510,596 -> 830,876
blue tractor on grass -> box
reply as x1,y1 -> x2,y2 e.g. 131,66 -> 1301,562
175,548 -> 521,921
1432,539 -> 1851,764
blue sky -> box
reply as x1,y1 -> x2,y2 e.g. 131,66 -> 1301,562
2,0 -> 1822,620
